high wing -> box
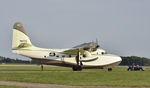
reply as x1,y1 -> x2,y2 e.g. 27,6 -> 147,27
62,42 -> 100,55
62,48 -> 85,55
73,42 -> 97,48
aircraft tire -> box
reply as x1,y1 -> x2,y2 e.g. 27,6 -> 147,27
108,68 -> 112,71
72,66 -> 82,71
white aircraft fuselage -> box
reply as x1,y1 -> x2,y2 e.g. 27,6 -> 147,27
12,22 -> 122,70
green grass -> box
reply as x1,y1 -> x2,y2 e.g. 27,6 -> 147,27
0,85 -> 26,88
0,65 -> 150,87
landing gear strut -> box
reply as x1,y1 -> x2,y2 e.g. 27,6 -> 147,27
72,49 -> 83,71
72,66 -> 82,71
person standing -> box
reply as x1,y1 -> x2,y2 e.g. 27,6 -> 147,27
41,64 -> 44,71
132,63 -> 135,70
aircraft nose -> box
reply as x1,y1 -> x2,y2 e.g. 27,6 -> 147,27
116,56 -> 122,62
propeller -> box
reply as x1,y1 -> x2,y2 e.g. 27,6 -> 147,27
90,39 -> 100,51
96,38 -> 100,48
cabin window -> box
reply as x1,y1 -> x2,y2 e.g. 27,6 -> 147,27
44,56 -> 46,58
102,52 -> 104,55
62,55 -> 65,58
69,55 -> 72,57
49,53 -> 51,56
56,55 -> 59,57
53,53 -> 56,56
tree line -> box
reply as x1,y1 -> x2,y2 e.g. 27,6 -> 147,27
120,56 -> 150,66
0,56 -> 31,64
0,56 -> 150,66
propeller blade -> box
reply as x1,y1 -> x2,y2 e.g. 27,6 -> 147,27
96,38 -> 98,45
96,38 -> 100,48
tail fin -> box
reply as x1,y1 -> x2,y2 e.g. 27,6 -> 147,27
12,22 -> 32,50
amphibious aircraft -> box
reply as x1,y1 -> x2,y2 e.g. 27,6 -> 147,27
12,22 -> 122,71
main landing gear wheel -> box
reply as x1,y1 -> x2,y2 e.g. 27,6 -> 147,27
108,68 -> 112,71
72,66 -> 82,71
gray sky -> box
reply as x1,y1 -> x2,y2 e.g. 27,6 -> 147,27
0,0 -> 150,60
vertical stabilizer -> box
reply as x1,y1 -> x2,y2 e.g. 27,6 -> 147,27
12,22 -> 32,50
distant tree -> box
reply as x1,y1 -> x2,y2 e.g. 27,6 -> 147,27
0,56 -> 31,64
120,56 -> 150,66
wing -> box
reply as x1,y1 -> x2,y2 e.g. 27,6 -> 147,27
62,48 -> 85,55
62,47 -> 99,62
73,42 -> 97,49
62,42 -> 99,55
61,41 -> 101,55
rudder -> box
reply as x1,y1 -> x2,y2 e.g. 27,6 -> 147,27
12,22 -> 32,50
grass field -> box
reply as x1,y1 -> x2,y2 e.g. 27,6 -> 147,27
0,65 -> 150,87
0,85 -> 26,88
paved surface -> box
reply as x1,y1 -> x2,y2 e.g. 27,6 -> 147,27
0,81 -> 149,88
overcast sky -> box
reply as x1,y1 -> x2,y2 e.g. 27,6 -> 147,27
0,0 -> 150,60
